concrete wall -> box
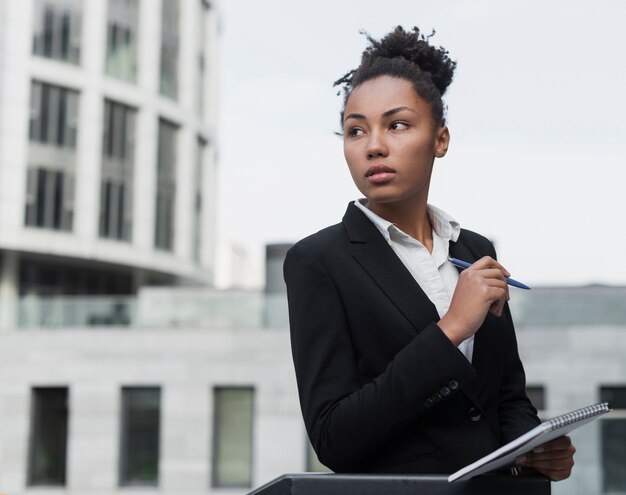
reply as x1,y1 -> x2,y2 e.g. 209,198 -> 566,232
0,326 -> 302,494
0,319 -> 624,494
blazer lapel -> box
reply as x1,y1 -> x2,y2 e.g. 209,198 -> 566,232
343,203 -> 495,405
449,236 -> 497,403
342,204 -> 440,334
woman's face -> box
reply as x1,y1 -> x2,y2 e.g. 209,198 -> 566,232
343,75 -> 449,208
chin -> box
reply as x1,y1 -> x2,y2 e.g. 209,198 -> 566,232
364,195 -> 402,205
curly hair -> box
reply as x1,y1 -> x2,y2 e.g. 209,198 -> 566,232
334,26 -> 456,127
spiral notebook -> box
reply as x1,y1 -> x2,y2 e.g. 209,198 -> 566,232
448,402 -> 611,482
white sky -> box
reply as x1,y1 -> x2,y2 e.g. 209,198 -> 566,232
216,0 -> 626,286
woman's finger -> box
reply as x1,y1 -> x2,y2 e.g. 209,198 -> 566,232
467,256 -> 511,277
534,436 -> 573,452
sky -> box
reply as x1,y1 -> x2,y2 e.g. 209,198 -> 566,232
216,0 -> 626,287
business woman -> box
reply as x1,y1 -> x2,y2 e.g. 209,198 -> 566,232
284,26 -> 575,479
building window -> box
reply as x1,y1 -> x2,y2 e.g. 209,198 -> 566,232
119,387 -> 161,486
601,386 -> 626,492
196,0 -> 210,117
32,0 -> 82,64
24,167 -> 74,231
192,138 -> 206,262
29,81 -> 79,148
212,387 -> 254,488
105,0 -> 138,82
526,385 -> 546,413
27,387 -> 69,486
19,257 -> 133,297
99,100 -> 136,241
25,81 -> 78,232
155,119 -> 177,251
160,0 -> 179,99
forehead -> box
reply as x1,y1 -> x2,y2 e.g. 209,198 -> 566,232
344,75 -> 429,117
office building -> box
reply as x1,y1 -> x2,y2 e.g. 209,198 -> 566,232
0,0 -> 219,330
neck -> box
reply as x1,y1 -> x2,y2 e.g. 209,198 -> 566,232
367,199 -> 433,249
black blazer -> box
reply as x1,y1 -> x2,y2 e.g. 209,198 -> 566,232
284,203 -> 540,474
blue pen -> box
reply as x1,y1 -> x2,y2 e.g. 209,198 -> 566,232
448,257 -> 531,290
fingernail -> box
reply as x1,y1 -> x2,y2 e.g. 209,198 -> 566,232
516,456 -> 527,465
533,447 -> 544,453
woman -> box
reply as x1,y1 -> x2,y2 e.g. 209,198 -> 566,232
283,26 -> 574,480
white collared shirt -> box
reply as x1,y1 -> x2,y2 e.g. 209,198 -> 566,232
354,199 -> 474,361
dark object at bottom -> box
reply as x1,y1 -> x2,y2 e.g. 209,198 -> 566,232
248,473 -> 550,495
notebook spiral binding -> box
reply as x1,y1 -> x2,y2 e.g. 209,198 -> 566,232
549,402 -> 610,429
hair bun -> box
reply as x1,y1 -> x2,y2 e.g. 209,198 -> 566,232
334,25 -> 456,127
360,26 -> 456,96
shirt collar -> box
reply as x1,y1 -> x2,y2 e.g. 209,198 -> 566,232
427,203 -> 461,243
353,199 -> 461,243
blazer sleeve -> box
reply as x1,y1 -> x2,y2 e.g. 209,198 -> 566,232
498,303 -> 541,443
472,233 -> 541,443
284,242 -> 478,471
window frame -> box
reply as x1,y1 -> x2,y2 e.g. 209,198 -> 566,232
211,386 -> 255,489
27,386 -> 69,487
118,386 -> 162,487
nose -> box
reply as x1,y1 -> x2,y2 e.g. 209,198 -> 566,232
366,131 -> 388,159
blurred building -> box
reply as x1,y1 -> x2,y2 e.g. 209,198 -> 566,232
1,265 -> 626,493
0,0 -> 219,330
214,238 -> 264,290
509,286 -> 626,495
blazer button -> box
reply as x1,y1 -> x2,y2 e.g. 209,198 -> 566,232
468,407 -> 482,422
440,386 -> 451,397
425,398 -> 434,408
449,380 -> 459,390
433,393 -> 442,402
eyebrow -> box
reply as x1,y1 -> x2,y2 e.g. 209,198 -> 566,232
344,106 -> 418,123
382,106 -> 417,118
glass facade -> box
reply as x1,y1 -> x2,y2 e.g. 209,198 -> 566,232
99,99 -> 136,241
155,119 -> 177,251
19,257 -> 133,297
600,386 -> 626,493
27,387 -> 69,486
105,0 -> 138,82
32,0 -> 82,64
119,387 -> 161,486
8,291 -> 287,329
511,287 -> 626,326
159,0 -> 179,99
25,81 -> 78,231
212,387 -> 254,488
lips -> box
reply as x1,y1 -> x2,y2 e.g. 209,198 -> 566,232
365,164 -> 396,177
365,164 -> 396,184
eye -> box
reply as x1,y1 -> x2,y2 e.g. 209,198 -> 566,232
347,127 -> 364,137
390,121 -> 409,131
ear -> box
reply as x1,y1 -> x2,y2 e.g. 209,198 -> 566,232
434,126 -> 450,158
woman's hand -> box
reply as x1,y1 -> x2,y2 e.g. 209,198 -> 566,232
438,256 -> 510,346
515,435 -> 576,481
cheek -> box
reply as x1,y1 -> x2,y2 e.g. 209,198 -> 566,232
343,143 -> 359,172
404,139 -> 436,160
